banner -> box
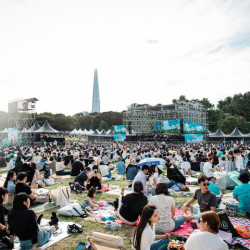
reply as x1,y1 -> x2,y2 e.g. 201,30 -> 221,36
184,123 -> 203,134
114,134 -> 126,141
114,125 -> 126,134
161,120 -> 180,134
8,128 -> 19,145
185,134 -> 203,143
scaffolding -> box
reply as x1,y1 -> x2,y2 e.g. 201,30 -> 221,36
8,98 -> 38,145
123,101 -> 208,137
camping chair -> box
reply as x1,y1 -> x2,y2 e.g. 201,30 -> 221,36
86,232 -> 126,250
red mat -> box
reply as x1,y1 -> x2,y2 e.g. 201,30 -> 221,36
169,208 -> 192,237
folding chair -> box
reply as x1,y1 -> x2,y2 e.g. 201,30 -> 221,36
86,232 -> 126,250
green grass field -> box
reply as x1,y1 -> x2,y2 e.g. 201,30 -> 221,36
1,165 -> 248,249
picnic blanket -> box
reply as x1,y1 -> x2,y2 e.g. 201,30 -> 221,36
168,208 -> 192,237
230,217 -> 250,249
106,187 -> 133,196
83,184 -> 120,193
30,202 -> 57,213
14,219 -> 71,249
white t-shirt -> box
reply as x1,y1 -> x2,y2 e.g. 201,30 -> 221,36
203,162 -> 213,174
99,165 -> 109,177
149,195 -> 175,232
181,162 -> 191,173
185,230 -> 229,250
133,223 -> 155,250
56,162 -> 66,171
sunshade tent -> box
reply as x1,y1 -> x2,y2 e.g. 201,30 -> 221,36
27,122 -> 41,132
209,129 -> 226,138
33,120 -> 59,133
107,130 -> 114,136
138,157 -> 166,167
99,129 -> 107,135
92,129 -> 99,135
227,127 -> 244,137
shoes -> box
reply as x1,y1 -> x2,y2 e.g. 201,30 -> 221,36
67,223 -> 83,234
49,212 -> 59,226
37,214 -> 43,225
105,221 -> 112,229
105,222 -> 122,230
110,222 -> 122,231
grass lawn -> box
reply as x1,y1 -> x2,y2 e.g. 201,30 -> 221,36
1,165 -> 248,249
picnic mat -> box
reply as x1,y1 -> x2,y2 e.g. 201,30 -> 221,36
14,219 -> 71,249
169,208 -> 192,237
230,217 -> 250,249
83,184 -> 120,193
106,187 -> 132,196
30,202 -> 57,213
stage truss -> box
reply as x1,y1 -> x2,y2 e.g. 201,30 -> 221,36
8,98 -> 38,145
123,101 -> 208,138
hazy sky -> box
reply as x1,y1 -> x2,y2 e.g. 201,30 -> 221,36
0,0 -> 250,115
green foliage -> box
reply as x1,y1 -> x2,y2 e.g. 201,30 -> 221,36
218,115 -> 249,134
99,120 -> 109,130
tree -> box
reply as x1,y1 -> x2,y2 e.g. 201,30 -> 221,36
99,120 -> 109,131
218,115 -> 249,134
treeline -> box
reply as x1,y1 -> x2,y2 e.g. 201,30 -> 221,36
0,91 -> 249,133
0,111 -> 123,132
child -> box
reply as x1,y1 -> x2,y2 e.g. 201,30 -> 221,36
81,188 -> 99,211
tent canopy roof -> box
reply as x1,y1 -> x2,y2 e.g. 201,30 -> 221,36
209,128 -> 226,137
34,120 -> 59,133
227,127 -> 244,137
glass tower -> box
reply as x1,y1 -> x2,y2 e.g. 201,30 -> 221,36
91,69 -> 100,113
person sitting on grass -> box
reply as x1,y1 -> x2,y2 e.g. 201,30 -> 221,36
184,211 -> 228,250
132,205 -> 170,250
8,193 -> 58,250
233,171 -> 250,216
56,157 -> 71,175
15,172 -> 50,204
0,187 -> 13,249
203,157 -> 214,175
180,157 -> 192,175
81,188 -> 99,211
86,166 -> 102,190
116,181 -> 147,225
183,174 -> 216,219
116,157 -> 126,175
146,165 -> 162,196
3,171 -> 16,193
149,183 -> 193,233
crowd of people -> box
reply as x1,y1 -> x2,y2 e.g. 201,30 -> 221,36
0,140 -> 249,249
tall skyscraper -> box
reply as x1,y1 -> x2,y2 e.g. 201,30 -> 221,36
91,69 -> 100,113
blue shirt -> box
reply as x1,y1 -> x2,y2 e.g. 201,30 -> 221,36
208,181 -> 221,196
7,181 -> 15,193
233,183 -> 250,213
116,161 -> 126,174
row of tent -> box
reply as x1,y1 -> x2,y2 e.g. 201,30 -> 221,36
0,121 -> 59,134
209,128 -> 250,138
69,128 -> 114,136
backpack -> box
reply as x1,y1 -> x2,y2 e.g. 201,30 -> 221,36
218,212 -> 239,237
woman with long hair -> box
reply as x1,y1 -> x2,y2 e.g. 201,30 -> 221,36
3,171 -> 16,193
185,211 -> 228,250
133,205 -> 170,250
146,165 -> 162,196
8,193 -> 57,250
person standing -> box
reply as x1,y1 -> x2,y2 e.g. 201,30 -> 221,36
234,149 -> 245,172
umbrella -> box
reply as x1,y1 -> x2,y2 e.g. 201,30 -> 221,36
138,157 -> 166,167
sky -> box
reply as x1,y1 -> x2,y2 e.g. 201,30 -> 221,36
0,0 -> 250,115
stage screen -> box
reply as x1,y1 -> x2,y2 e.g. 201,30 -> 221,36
114,125 -> 126,134
185,134 -> 203,143
114,134 -> 126,141
161,120 -> 180,134
184,123 -> 203,134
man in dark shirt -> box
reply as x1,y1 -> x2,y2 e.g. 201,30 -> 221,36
183,174 -> 216,216
74,170 -> 88,186
70,159 -> 84,176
